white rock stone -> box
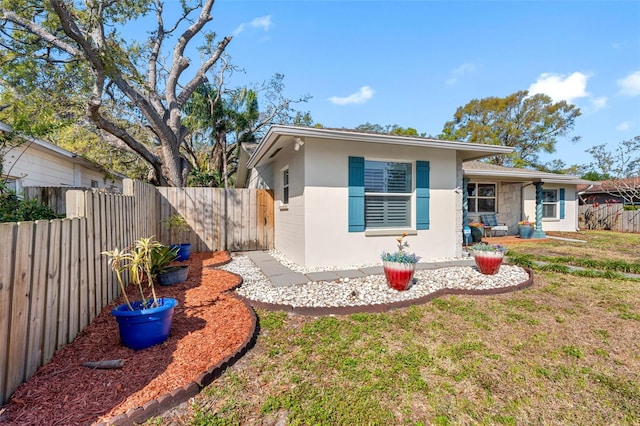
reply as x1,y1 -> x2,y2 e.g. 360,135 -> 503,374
223,254 -> 530,309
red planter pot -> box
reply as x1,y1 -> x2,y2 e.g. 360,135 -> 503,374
383,261 -> 416,291
472,251 -> 504,275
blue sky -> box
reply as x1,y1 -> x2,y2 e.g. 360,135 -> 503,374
153,0 -> 640,169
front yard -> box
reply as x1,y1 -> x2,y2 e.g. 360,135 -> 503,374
156,231 -> 640,425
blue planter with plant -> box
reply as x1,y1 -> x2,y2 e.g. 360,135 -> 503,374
111,298 -> 178,350
169,243 -> 192,261
518,221 -> 534,239
158,265 -> 189,286
163,214 -> 192,261
103,237 -> 180,350
469,222 -> 484,242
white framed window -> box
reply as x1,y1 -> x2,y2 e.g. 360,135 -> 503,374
91,180 -> 99,188
364,160 -> 412,228
543,189 -> 558,218
1,177 -> 22,195
467,183 -> 496,213
282,167 -> 289,205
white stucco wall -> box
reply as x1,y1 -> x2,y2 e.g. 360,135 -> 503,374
271,144 -> 306,266
298,137 -> 460,268
523,184 -> 579,232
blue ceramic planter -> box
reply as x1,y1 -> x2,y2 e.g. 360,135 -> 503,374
158,266 -> 189,286
111,297 -> 178,350
470,226 -> 484,242
518,225 -> 534,239
170,243 -> 192,261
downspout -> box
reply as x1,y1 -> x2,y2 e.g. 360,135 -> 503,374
521,183 -> 532,222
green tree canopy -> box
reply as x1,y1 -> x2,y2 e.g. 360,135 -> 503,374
584,136 -> 640,179
182,73 -> 312,187
0,0 -> 232,186
355,123 -> 426,137
440,90 -> 581,168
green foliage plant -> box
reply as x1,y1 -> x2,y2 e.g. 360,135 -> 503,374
162,214 -> 189,232
518,220 -> 535,226
101,247 -> 134,311
0,185 -> 57,223
381,233 -> 418,264
471,242 -> 507,254
150,244 -> 179,276
102,236 -> 168,310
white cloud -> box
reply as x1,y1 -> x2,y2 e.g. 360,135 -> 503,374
590,96 -> 608,111
616,121 -> 631,131
328,86 -> 375,105
528,72 -> 589,103
617,71 -> 640,96
233,15 -> 272,36
445,62 -> 477,86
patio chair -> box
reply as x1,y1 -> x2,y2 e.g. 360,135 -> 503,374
480,214 -> 508,237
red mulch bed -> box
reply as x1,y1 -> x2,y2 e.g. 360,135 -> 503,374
0,252 -> 254,425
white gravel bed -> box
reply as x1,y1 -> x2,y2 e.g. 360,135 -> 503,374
223,254 -> 530,308
268,249 -> 471,274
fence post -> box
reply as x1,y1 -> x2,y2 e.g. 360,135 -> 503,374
66,190 -> 86,218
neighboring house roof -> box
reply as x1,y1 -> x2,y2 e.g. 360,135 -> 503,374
0,121 -> 126,181
235,142 -> 259,188
577,177 -> 640,194
246,125 -> 514,169
463,161 -> 599,185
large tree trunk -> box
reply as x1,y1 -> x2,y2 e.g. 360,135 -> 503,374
0,1 -> 232,187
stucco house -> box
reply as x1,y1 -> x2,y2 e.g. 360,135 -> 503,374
0,121 -> 123,194
462,161 -> 597,234
237,125 -> 595,268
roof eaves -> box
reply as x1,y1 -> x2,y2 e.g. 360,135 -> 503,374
248,125 -> 513,168
464,167 -> 601,185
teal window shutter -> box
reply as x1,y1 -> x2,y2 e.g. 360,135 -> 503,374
348,156 -> 365,232
416,161 -> 430,230
559,188 -> 565,219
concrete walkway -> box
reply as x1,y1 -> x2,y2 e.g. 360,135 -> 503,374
245,251 -> 476,287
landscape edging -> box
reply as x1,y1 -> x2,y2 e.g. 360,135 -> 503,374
100,265 -> 534,424
100,270 -> 258,426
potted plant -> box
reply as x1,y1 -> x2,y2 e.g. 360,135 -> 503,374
151,244 -> 189,286
162,213 -> 192,261
102,236 -> 179,350
518,220 -> 535,239
468,222 -> 484,242
471,242 -> 507,275
381,233 -> 418,291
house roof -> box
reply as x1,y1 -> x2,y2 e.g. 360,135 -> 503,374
0,121 -> 126,180
246,125 -> 514,169
578,177 -> 640,194
235,142 -> 259,188
463,161 -> 600,185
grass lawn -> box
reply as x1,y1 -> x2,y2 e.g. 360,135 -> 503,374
154,231 -> 640,425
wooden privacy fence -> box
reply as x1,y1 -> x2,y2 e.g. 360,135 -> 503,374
0,180 -> 156,404
0,181 -> 274,404
23,186 -> 121,216
579,204 -> 640,233
156,187 -> 274,252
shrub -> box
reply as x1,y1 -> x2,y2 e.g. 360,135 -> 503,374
0,186 -> 57,222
